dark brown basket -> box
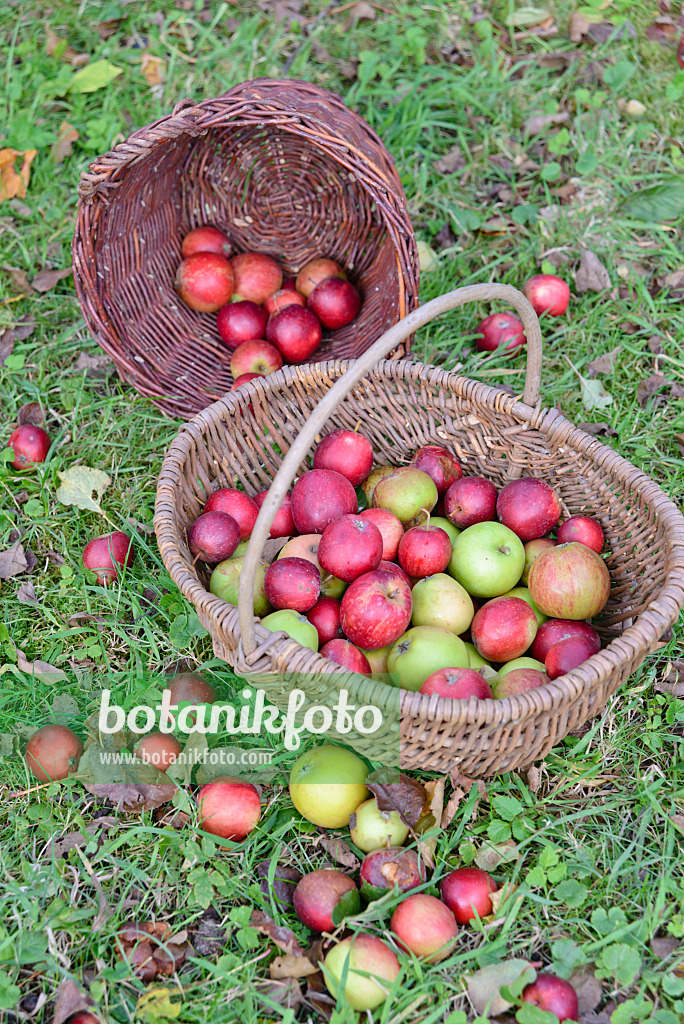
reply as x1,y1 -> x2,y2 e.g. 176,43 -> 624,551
71,79 -> 418,420
154,285 -> 684,776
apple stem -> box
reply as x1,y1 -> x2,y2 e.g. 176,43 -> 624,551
420,508 -> 431,528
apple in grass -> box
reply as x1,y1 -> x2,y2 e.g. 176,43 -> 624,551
264,556 -> 321,613
197,777 -> 261,841
296,257 -> 346,297
253,490 -> 295,538
167,671 -> 217,706
359,508 -> 404,560
496,477 -> 561,542
523,274 -> 570,317
324,933 -> 400,1012
313,428 -> 374,487
420,667 -> 492,700
289,744 -> 369,828
530,618 -> 601,662
26,724 -> 83,782
216,300 -> 268,349
278,533 -> 347,599
491,667 -> 548,698
444,475 -> 498,529
135,732 -> 182,772
308,276 -> 361,329
372,467 -> 438,526
210,557 -> 271,616
390,893 -> 458,963
230,339 -> 282,378
264,287 -> 305,315
182,225 -> 232,258
521,972 -> 579,1022
350,797 -> 409,852
545,634 -> 598,679
205,488 -> 259,540
411,574 -> 474,635
502,585 -> 547,626
306,596 -> 344,645
360,847 -> 426,893
388,626 -> 469,691
522,537 -> 557,585
266,305 -> 322,363
8,424 -> 51,468
230,252 -> 282,304
318,514 -> 383,583
293,870 -> 358,932
448,522 -> 525,599
397,523 -> 452,577
291,469 -> 357,534
188,510 -> 241,564
475,312 -> 526,352
82,531 -> 134,585
361,465 -> 395,505
557,515 -> 604,553
176,252 -> 234,311
440,867 -> 497,923
410,445 -> 462,495
321,638 -> 372,677
528,542 -> 610,619
340,568 -> 412,651
471,597 -> 538,663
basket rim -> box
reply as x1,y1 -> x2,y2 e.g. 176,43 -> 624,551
154,358 -> 684,730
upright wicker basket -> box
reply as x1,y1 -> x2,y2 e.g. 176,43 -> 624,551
72,79 -> 418,420
155,285 -> 684,776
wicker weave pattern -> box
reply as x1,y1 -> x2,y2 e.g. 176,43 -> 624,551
72,80 -> 418,419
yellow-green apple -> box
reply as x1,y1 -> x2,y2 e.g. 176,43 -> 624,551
411,573 -> 474,634
260,609 -> 319,650
361,465 -> 394,505
210,556 -> 271,615
449,522 -> 525,599
350,797 -> 409,852
323,933 -> 400,1012
359,644 -> 392,676
372,467 -> 438,525
497,656 -> 546,677
289,744 -> 369,827
388,626 -> 469,691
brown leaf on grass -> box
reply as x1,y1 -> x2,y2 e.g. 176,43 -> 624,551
433,146 -> 466,175
17,401 -> 44,426
676,433 -> 684,457
434,223 -> 456,250
524,110 -> 569,136
575,251 -> 611,293
474,839 -> 520,872
15,647 -> 66,683
141,53 -> 166,86
344,2 -> 376,29
526,764 -> 542,792
671,814 -> 684,835
72,351 -> 114,377
189,907 -> 226,957
315,836 -> 359,871
3,266 -> 36,295
0,149 -> 37,203
52,979 -> 97,1024
647,18 -> 679,45
16,581 -> 38,606
256,860 -> 302,907
45,27 -> 89,66
49,817 -> 117,860
441,785 -> 466,828
117,922 -> 188,982
366,768 -> 429,828
636,373 -> 668,406
0,542 -> 29,579
251,910 -> 306,955
32,266 -> 72,292
269,955 -> 319,979
568,969 -> 603,1014
86,782 -> 176,812
651,935 -> 681,959
0,333 -> 14,366
586,347 -> 620,376
577,422 -> 618,437
47,549 -> 65,566
418,776 -> 446,834
305,970 -> 334,1020
655,660 -> 684,697
0,317 -> 35,365
258,978 -> 304,1010
51,122 -> 79,164
466,959 -> 535,1017
648,336 -> 664,354
96,19 -> 123,39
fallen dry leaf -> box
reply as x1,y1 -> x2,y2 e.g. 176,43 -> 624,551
526,765 -> 542,792
577,422 -> 618,437
3,266 -> 36,295
651,935 -> 681,960
569,969 -> 603,1014
0,149 -> 37,203
441,785 -> 466,828
586,347 -> 620,376
575,251 -> 611,293
141,53 -> 166,86
655,660 -> 684,697
0,333 -> 14,366
32,266 -> 72,292
0,317 -> 36,366
17,401 -> 44,426
52,979 -> 97,1024
45,27 -> 89,66
524,110 -> 569,136
433,146 -> 466,175
676,433 -> 684,457
72,351 -> 114,377
257,977 -> 304,1011
117,922 -> 188,982
51,122 -> 79,164
189,908 -> 226,957
474,839 -> 519,872
15,647 -> 67,684
0,542 -> 29,579
251,910 -> 306,955
671,814 -> 684,835
315,836 -> 359,871
269,954 -> 319,980
256,860 -> 302,907
636,373 -> 668,406
56,465 -> 111,515
344,1 -> 376,29
366,768 -> 429,828
16,581 -> 39,606
466,959 -> 534,1017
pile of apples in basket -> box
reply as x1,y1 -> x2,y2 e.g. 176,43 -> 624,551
191,429 -> 610,698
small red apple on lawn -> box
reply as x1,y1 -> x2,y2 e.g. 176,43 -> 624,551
182,225 -> 231,258
176,252 -> 234,312
291,468 -> 357,534
556,515 -> 604,553
264,556 -> 321,613
496,477 -> 561,542
545,633 -> 597,679
166,671 -> 217,706
197,777 -> 261,841
135,732 -> 182,771
230,252 -> 282,305
321,638 -> 372,676
340,568 -> 412,650
521,972 -> 579,1022
7,424 -> 51,468
26,724 -> 83,782
266,305 -> 322,363
308,276 -> 361,328
205,488 -> 259,540
359,508 -> 404,560
528,542 -> 610,619
313,428 -> 374,486
217,300 -> 268,349
296,257 -> 346,297
293,869 -> 358,932
475,312 -> 526,352
390,893 -> 458,963
82,531 -> 134,585
420,667 -> 492,699
253,489 -> 295,538
318,514 -> 383,582
264,287 -> 306,315
397,523 -> 452,577
471,596 -> 538,663
530,618 -> 601,662
188,510 -> 240,564
524,274 -> 570,316
230,339 -> 282,378
360,847 -> 426,893
306,596 -> 344,645
444,475 -> 497,529
323,933 -> 400,1012
440,867 -> 497,923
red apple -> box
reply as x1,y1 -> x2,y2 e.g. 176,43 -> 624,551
420,667 -> 492,699
197,777 -> 261,841
230,339 -> 282,378
521,972 -> 579,1022
496,477 -> 561,542
266,305 -> 322,363
230,252 -> 282,304
135,732 -> 182,772
321,638 -> 372,676
231,372 -> 264,391
67,1014 -> 100,1024
176,252 -> 234,312
528,542 -> 610,619
397,523 -> 452,577
491,667 -> 548,698
188,510 -> 240,563
293,869 -> 357,932
471,596 -> 538,663
306,596 -> 344,645
440,867 -> 497,923
390,893 -> 458,963
296,257 -> 346,297
7,424 -> 51,468
522,537 -> 557,585
372,467 -> 438,526
475,311 -> 526,352
556,515 -> 604,553
282,276 -> 296,290
205,488 -> 259,540
359,508 -> 404,561
530,618 -> 601,662
410,445 -> 462,495
308,276 -> 361,329
313,428 -> 374,487
167,671 -> 217,706
318,514 -> 383,583
264,288 -> 305,315
26,724 -> 82,782
182,225 -> 231,258
217,300 -> 268,349
524,274 -> 570,317
378,560 -> 411,586
360,847 -> 426,893
82,531 -> 134,585
340,568 -> 412,650
444,476 -> 497,529
264,556 -> 321,612
253,490 -> 295,538
545,634 -> 597,679
291,469 -> 357,534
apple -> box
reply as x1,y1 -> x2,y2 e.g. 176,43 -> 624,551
522,537 -> 557,585
253,490 -> 295,538
350,797 -> 409,852
321,638 -> 372,676
197,777 -> 261,840
260,609 -> 318,650
296,257 -> 346,297
306,596 -> 344,645
323,933 -> 400,1012
217,300 -> 268,349
135,732 -> 181,771
498,656 -> 546,677
308,276 -> 361,329
471,597 -> 538,663
501,585 -> 547,626
182,225 -> 231,258
82,531 -> 134,585
440,867 -> 497,923
523,274 -> 570,317
264,556 -> 321,612
209,556 -> 271,616
411,573 -> 474,635
546,634 -> 597,679
25,724 -> 82,782
390,893 -> 458,963
318,514 -> 383,582
475,312 -> 526,352
372,467 -> 438,525
230,339 -> 282,378
530,618 -> 601,662
176,252 -> 234,312
397,523 -> 452,577
340,568 -> 412,651
231,372 -> 264,392
205,488 -> 259,540
557,515 -> 604,553
463,642 -> 492,670
167,671 -> 217,706
429,516 -> 460,546
491,667 -> 548,698
496,477 -> 561,542
187,510 -> 240,564
444,476 -> 498,529
448,522 -> 525,599
7,424 -> 51,468
420,667 -> 492,699
266,305 -> 322,363
294,870 -> 358,933
360,847 -> 426,893
67,1014 -> 100,1024
528,542 -> 610,619
289,744 -> 369,827
388,626 -> 469,691
361,466 -> 395,506
230,252 -> 282,304
521,972 -> 579,1022
410,445 -> 462,495
379,560 -> 411,586
313,428 -> 374,487
291,469 -> 357,534
278,533 -> 347,599
359,508 -> 404,560
264,287 -> 306,315
359,644 -> 392,676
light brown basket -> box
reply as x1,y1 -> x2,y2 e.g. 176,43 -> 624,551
71,78 -> 418,420
154,285 -> 684,776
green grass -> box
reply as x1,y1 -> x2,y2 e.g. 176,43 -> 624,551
1,1 -> 684,1022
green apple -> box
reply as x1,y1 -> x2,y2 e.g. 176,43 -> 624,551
233,539 -> 250,556
261,610 -> 319,651
324,933 -> 400,1011
210,556 -> 271,616
350,797 -> 409,852
290,744 -> 369,827
372,467 -> 438,525
411,573 -> 474,634
502,586 -> 548,626
361,465 -> 395,505
360,644 -> 392,677
463,642 -> 491,669
448,522 -> 524,599
430,516 -> 460,546
497,656 -> 546,677
388,626 -> 469,691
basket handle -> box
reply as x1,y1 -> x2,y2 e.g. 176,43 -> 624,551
238,283 -> 543,657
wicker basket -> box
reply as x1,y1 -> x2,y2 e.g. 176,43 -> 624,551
154,285 -> 684,776
71,79 -> 418,420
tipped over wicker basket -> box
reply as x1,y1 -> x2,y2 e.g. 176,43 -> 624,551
154,285 -> 684,776
72,78 -> 418,420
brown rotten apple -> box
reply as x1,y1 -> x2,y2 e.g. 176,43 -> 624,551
528,542 -> 610,620
360,847 -> 426,893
